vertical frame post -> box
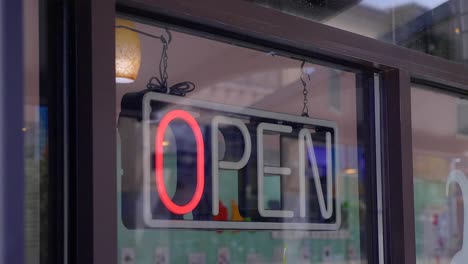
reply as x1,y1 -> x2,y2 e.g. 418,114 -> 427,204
40,0 -> 66,262
70,0 -> 116,263
356,72 -> 380,263
0,0 -> 24,263
381,69 -> 416,264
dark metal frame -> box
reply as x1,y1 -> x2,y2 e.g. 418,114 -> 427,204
70,0 -> 117,263
355,72 -> 380,263
39,0 -> 66,262
380,69 -> 415,264
40,0 -> 468,263
40,0 -> 116,263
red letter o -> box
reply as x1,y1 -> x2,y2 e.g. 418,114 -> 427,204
155,110 -> 205,215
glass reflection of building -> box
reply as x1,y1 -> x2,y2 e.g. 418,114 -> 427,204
252,0 -> 468,63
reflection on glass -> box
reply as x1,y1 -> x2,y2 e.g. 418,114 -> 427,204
248,0 -> 468,64
24,0 -> 47,262
116,17 -> 375,263
412,85 -> 468,263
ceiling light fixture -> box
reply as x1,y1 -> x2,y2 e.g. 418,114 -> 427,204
116,18 -> 141,83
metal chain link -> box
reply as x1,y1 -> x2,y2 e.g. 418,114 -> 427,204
163,44 -> 168,84
300,60 -> 310,117
159,40 -> 169,91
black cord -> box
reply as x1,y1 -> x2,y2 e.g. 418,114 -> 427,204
146,77 -> 195,96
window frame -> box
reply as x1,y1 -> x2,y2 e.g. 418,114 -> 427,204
65,0 -> 468,263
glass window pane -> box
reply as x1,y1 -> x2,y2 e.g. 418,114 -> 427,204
116,17 -> 379,263
24,0 -> 46,262
412,85 -> 468,263
247,0 -> 468,65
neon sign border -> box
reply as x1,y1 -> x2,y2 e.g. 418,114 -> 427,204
142,92 -> 341,230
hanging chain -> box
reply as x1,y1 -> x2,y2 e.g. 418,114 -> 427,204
117,25 -> 195,96
300,60 -> 311,117
140,27 -> 195,96
158,38 -> 169,90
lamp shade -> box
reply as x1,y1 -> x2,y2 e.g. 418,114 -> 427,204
116,18 -> 141,83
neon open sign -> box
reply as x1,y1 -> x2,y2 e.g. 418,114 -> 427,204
120,92 -> 340,231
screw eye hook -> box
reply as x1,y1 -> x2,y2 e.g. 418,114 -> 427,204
161,27 -> 172,45
300,60 -> 311,81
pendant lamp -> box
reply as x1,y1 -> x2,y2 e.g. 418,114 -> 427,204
116,18 -> 141,83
